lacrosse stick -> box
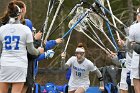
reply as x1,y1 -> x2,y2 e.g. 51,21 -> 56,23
44,0 -> 65,42
62,8 -> 89,39
106,0 -> 121,41
68,8 -> 111,54
68,7 -> 88,33
95,0 -> 127,28
97,0 -> 119,51
90,5 -> 126,38
40,0 -> 55,47
81,0 -> 126,38
87,21 -> 110,52
49,2 -> 83,37
50,8 -> 89,52
87,11 -> 117,51
60,31 -> 72,70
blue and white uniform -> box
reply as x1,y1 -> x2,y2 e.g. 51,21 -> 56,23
128,22 -> 140,79
0,22 -> 38,82
65,56 -> 97,91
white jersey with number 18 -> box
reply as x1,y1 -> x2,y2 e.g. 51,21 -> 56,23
66,56 -> 97,87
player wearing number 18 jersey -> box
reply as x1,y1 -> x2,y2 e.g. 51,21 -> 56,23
65,43 -> 104,93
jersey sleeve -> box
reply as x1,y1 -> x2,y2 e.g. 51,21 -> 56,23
0,27 -> 4,41
26,27 -> 34,43
65,56 -> 74,67
88,61 -> 97,72
45,40 -> 57,50
128,25 -> 135,42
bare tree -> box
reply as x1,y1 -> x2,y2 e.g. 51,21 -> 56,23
127,0 -> 134,24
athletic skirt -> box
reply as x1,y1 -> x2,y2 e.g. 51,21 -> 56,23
120,68 -> 128,90
131,68 -> 140,79
0,66 -> 27,82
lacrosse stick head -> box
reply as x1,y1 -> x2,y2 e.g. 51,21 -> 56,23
68,7 -> 88,32
68,5 -> 104,32
88,12 -> 103,29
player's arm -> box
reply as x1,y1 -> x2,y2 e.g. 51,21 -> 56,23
64,57 -> 73,70
90,64 -> 104,91
93,68 -> 104,89
27,42 -> 44,56
64,64 -> 70,70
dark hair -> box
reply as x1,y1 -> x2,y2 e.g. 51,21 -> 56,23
77,43 -> 84,48
14,0 -> 25,24
14,0 -> 25,9
0,0 -> 25,25
8,1 -> 21,18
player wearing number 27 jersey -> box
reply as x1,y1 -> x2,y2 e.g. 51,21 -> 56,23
0,24 -> 33,68
0,22 -> 40,82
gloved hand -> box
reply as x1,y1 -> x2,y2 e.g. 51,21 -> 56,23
117,51 -> 126,59
119,59 -> 126,68
45,50 -> 55,58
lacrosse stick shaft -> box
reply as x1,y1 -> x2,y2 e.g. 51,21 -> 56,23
95,0 -> 127,28
40,0 -> 53,47
49,0 -> 56,14
60,31 -> 72,70
87,22 -> 105,47
106,0 -> 121,41
52,10 -> 88,51
105,22 -> 119,51
62,10 -> 89,38
94,9 -> 126,37
88,18 -> 117,51
81,30 -> 110,54
64,31 -> 72,52
97,0 -> 119,51
83,1 -> 126,37
87,22 -> 111,53
44,0 -> 64,42
49,2 -> 83,37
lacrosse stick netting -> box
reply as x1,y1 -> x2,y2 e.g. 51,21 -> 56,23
68,6 -> 111,54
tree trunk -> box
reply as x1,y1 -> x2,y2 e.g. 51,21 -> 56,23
60,8 -> 65,70
127,0 -> 134,25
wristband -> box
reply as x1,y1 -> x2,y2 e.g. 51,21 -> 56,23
98,77 -> 103,81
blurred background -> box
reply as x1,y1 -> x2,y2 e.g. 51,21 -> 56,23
0,0 -> 140,86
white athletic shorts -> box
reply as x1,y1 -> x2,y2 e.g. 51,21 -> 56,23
0,66 -> 27,82
68,85 -> 89,92
131,68 -> 140,79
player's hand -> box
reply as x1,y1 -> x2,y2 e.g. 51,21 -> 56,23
107,51 -> 117,59
45,50 -> 55,58
99,86 -> 104,91
118,39 -> 125,47
55,38 -> 63,44
34,31 -> 42,40
38,47 -> 44,54
61,52 -> 66,59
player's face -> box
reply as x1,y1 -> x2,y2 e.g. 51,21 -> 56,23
136,14 -> 140,22
75,52 -> 85,61
21,4 -> 26,18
